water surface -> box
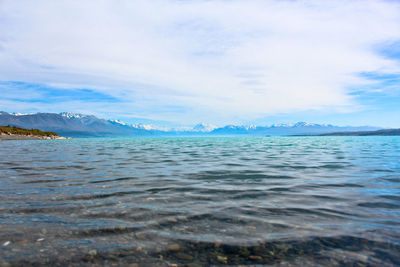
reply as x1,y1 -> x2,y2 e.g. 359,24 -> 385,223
0,137 -> 399,266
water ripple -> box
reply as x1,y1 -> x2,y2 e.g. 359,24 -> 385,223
1,136 -> 400,266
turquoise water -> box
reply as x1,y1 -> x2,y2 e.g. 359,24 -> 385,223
0,136 -> 399,266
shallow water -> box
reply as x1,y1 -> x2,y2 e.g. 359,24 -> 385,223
0,136 -> 400,266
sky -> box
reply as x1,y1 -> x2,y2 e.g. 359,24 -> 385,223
0,0 -> 400,127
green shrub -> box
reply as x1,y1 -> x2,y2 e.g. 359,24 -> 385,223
0,126 -> 58,136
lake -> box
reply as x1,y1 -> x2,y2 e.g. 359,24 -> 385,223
0,137 -> 399,266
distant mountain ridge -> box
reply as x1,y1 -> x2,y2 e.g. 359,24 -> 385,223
0,111 -> 381,137
208,122 -> 380,136
318,128 -> 400,136
0,111 -> 151,137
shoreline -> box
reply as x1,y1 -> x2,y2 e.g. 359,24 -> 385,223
0,134 -> 69,140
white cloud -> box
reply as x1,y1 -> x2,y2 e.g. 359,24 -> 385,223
0,0 -> 400,124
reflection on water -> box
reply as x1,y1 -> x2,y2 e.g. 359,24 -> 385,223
0,137 -> 399,266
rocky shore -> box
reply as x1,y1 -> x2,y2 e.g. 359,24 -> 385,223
0,133 -> 68,140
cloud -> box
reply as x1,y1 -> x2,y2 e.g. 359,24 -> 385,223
0,0 -> 400,124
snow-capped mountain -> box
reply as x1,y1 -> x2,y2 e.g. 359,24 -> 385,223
209,122 -> 379,136
0,111 -> 382,137
192,123 -> 217,132
0,111 -> 154,137
108,119 -> 166,131
132,123 -> 157,131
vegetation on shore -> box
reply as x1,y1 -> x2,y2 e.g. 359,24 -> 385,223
0,125 -> 58,137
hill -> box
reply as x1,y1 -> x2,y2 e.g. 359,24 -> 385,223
0,125 -> 66,140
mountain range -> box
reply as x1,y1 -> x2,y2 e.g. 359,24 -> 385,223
0,111 -> 381,137
318,128 -> 400,136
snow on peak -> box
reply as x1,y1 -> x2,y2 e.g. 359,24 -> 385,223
109,119 -> 129,126
60,112 -> 88,119
132,123 -> 156,130
10,112 -> 34,116
270,122 -> 319,128
193,123 -> 217,132
293,122 -> 318,127
108,119 -> 162,131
